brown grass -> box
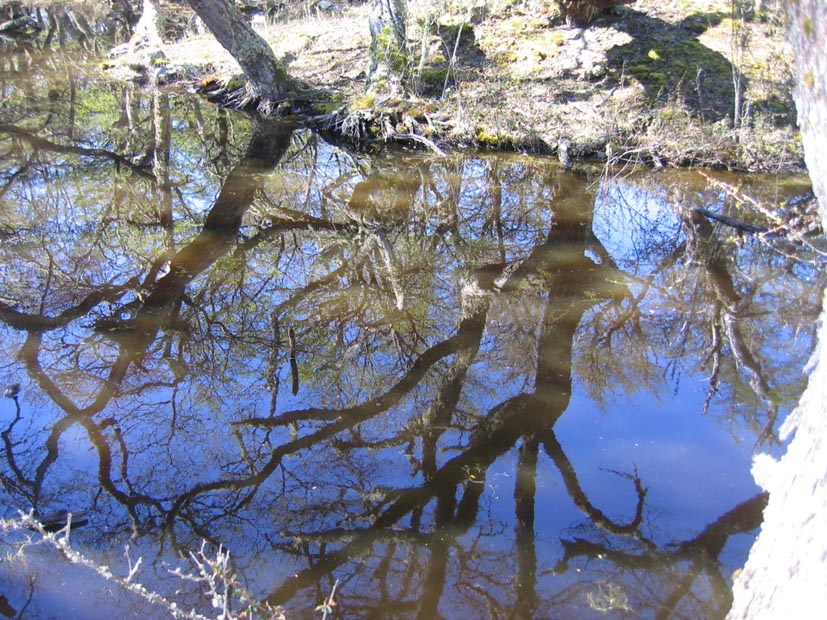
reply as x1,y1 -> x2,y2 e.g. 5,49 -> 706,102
130,0 -> 801,171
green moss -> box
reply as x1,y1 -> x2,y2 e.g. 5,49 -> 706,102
671,40 -> 730,75
312,101 -> 342,114
507,15 -> 528,31
353,93 -> 376,110
272,63 -> 288,84
494,49 -> 519,65
476,127 -> 497,145
476,126 -> 512,149
420,67 -> 448,86
225,75 -> 246,91
406,107 -> 429,122
373,25 -> 408,75
148,51 -> 166,66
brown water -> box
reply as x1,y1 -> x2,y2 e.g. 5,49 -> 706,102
0,46 -> 824,620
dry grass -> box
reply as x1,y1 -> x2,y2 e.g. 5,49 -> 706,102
128,0 -> 801,171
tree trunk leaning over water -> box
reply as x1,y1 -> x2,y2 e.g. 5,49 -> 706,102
186,0 -> 289,113
726,1 -> 827,618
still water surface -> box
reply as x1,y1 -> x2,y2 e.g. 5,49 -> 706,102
1,49 -> 824,619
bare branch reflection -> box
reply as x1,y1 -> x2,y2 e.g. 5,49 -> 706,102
0,91 -> 822,619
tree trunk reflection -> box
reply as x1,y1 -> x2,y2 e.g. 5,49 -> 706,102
0,94 -> 820,618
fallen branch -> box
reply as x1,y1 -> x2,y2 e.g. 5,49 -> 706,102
0,512 -> 284,620
1,512 -> 212,620
699,171 -> 827,259
693,207 -> 768,234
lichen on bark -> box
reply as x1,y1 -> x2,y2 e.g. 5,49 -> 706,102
367,0 -> 409,94
186,0 -> 289,109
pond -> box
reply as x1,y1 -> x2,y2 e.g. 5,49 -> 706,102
1,47 -> 825,620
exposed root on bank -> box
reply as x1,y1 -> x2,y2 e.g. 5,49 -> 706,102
196,75 -> 331,118
310,103 -> 450,155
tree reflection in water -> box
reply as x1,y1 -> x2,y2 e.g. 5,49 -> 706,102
0,85 -> 824,619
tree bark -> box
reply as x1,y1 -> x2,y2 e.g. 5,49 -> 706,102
131,0 -> 164,49
786,2 -> 827,218
726,1 -> 827,618
367,0 -> 408,93
557,0 -> 636,26
186,0 -> 289,111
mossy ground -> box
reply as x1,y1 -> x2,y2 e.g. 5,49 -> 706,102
113,0 -> 802,172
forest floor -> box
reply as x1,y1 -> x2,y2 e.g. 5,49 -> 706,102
109,0 -> 803,172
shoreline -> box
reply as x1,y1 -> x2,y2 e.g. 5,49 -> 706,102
104,0 -> 805,173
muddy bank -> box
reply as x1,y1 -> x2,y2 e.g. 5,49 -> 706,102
106,0 -> 803,172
